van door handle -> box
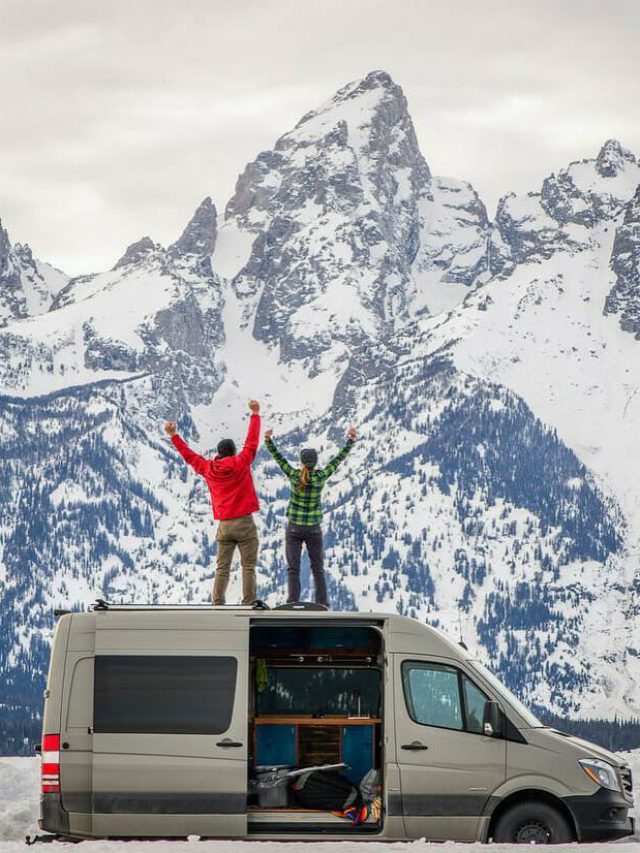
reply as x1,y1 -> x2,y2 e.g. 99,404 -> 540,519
216,738 -> 243,748
402,741 -> 429,751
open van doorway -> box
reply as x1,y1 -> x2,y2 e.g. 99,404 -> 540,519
247,622 -> 384,834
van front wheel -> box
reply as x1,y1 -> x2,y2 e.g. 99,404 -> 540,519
492,801 -> 573,844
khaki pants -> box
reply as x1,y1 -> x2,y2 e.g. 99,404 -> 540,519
214,515 -> 258,605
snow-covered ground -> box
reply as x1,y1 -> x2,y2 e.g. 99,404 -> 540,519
2,753 -> 640,851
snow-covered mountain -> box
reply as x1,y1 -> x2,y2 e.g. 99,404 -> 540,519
0,221 -> 69,323
2,70 -> 640,748
217,70 -> 489,371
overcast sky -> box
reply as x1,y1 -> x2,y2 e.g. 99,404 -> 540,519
1,0 -> 639,275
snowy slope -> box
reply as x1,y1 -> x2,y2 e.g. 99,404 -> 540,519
1,72 -> 640,745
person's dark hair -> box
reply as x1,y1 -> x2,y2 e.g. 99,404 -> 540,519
217,438 -> 236,458
298,448 -> 317,491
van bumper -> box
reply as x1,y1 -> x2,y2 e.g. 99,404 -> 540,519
40,794 -> 70,836
564,789 -> 634,842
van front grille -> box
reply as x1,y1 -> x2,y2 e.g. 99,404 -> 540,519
620,765 -> 633,798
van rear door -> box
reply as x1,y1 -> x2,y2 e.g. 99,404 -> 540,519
393,654 -> 506,841
91,613 -> 248,838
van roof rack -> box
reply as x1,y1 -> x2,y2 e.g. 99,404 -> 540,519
91,599 -> 272,612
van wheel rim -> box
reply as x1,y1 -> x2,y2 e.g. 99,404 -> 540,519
514,821 -> 551,844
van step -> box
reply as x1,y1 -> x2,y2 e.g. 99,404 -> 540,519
247,809 -> 376,825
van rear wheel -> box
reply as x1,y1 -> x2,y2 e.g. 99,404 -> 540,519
493,800 -> 573,844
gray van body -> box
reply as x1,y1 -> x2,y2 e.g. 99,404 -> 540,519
40,607 -> 634,841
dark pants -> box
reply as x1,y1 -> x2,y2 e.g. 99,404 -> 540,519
285,522 -> 327,606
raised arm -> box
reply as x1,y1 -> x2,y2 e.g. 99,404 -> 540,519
236,400 -> 261,465
317,426 -> 357,481
264,430 -> 296,478
165,422 -> 209,477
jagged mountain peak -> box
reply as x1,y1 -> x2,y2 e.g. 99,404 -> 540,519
113,236 -> 159,270
490,141 -> 640,275
596,138 -> 638,177
540,141 -> 640,227
0,217 -> 11,256
0,218 -> 70,322
293,69 -> 404,130
169,196 -> 217,258
285,69 -> 428,177
217,70 -> 464,372
349,68 -> 396,91
13,241 -> 35,263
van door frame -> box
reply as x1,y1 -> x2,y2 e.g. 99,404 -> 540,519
248,617 -> 387,834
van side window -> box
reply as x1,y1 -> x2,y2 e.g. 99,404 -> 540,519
94,656 -> 237,735
402,662 -> 489,734
66,657 -> 94,729
402,663 -> 463,730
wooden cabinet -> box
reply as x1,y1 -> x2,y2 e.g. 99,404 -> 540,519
254,717 -> 379,784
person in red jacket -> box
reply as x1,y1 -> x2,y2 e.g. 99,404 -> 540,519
164,400 -> 261,606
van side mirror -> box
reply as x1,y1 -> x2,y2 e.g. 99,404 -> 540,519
482,700 -> 503,738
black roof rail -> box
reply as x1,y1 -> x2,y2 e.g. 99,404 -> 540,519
274,602 -> 328,612
90,599 -> 272,612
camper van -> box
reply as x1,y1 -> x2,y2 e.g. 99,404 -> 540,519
38,604 -> 634,842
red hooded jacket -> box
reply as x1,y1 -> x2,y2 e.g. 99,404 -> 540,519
171,414 -> 260,520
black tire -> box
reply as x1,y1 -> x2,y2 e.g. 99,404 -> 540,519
492,800 -> 573,844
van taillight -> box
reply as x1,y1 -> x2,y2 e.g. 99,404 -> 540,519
41,733 -> 60,793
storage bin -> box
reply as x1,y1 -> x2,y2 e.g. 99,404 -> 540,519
252,765 -> 295,808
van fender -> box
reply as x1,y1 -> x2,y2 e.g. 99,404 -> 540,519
479,776 -> 579,842
483,774 -> 573,815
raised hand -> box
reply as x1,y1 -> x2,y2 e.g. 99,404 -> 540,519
264,429 -> 273,441
248,399 -> 260,413
347,425 -> 357,441
164,421 -> 177,438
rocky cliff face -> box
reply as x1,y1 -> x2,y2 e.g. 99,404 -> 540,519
605,186 -> 640,339
1,72 -> 640,752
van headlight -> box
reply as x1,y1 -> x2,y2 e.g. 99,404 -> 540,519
578,758 -> 621,792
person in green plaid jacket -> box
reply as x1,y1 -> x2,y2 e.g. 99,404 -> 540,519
264,426 -> 357,607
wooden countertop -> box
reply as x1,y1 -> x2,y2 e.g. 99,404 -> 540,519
254,716 -> 380,725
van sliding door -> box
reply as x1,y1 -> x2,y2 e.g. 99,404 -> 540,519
91,618 -> 248,837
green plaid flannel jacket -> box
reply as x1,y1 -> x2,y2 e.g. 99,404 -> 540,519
265,437 -> 355,525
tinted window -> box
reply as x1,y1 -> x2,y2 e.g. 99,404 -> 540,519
463,674 -> 487,734
402,663 -> 463,730
94,656 -> 237,734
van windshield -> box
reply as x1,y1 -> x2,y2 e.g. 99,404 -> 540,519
470,662 -> 543,727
